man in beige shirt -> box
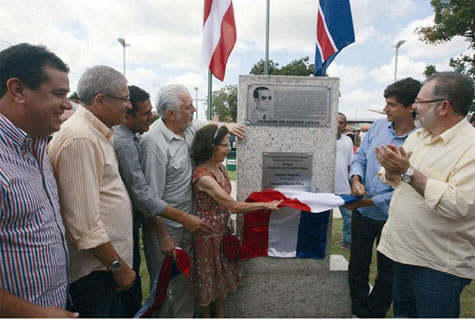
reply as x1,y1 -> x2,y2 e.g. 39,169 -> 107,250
375,72 -> 475,318
49,66 -> 136,318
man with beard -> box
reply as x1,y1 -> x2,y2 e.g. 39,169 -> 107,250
375,72 -> 475,318
345,77 -> 421,318
113,85 -> 213,317
140,84 -> 245,317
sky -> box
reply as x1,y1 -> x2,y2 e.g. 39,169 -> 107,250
0,0 -> 471,120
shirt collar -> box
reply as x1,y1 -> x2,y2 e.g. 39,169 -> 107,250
158,118 -> 185,143
417,118 -> 470,145
0,112 -> 48,153
115,124 -> 138,141
76,105 -> 114,140
387,120 -> 416,138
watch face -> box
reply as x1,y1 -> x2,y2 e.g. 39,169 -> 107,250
109,260 -> 121,272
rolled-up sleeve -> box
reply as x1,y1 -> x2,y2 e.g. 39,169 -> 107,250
115,143 -> 167,217
55,138 -> 109,250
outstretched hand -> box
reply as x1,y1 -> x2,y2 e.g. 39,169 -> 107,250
265,199 -> 283,211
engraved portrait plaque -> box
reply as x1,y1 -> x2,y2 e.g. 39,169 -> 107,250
262,152 -> 313,191
246,84 -> 331,126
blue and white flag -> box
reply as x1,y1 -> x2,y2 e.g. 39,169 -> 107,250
314,0 -> 355,76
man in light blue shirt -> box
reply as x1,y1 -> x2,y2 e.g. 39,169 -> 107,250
344,77 -> 421,318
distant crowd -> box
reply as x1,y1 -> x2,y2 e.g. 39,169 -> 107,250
0,43 -> 474,318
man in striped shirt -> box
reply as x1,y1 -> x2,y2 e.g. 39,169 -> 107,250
49,66 -> 136,318
0,43 -> 77,317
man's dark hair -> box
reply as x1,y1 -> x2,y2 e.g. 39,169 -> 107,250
128,85 -> 150,115
0,43 -> 69,98
384,77 -> 421,107
338,112 -> 347,123
253,86 -> 270,99
424,72 -> 474,117
191,124 -> 229,164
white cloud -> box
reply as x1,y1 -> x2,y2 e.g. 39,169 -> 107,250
327,63 -> 368,90
394,16 -> 469,61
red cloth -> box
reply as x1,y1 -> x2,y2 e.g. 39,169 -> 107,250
139,248 -> 190,318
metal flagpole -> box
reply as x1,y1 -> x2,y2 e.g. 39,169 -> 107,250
264,0 -> 270,75
207,69 -> 212,120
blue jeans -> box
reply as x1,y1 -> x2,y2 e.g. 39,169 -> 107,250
339,206 -> 352,244
393,262 -> 471,318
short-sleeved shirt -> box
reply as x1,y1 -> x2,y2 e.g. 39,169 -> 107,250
140,118 -> 208,227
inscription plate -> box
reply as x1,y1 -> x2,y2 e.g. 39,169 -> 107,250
247,84 -> 331,126
262,152 -> 313,191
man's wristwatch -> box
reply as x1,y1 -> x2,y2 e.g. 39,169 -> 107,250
401,166 -> 416,183
108,258 -> 121,272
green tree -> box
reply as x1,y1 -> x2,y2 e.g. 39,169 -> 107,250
423,64 -> 438,77
207,85 -> 238,122
68,91 -> 79,101
249,59 -> 280,75
250,56 -> 315,76
416,0 -> 475,111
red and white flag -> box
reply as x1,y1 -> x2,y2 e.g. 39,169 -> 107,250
202,0 -> 236,81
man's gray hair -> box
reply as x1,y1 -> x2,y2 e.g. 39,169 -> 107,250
423,72 -> 474,117
156,84 -> 189,118
77,65 -> 126,105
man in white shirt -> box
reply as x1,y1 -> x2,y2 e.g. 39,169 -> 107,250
334,112 -> 353,250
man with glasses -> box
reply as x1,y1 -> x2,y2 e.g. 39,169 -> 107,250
250,86 -> 273,123
345,77 -> 421,318
49,66 -> 136,318
375,72 -> 475,318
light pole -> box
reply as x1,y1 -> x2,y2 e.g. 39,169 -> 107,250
194,87 -> 199,119
355,108 -> 358,130
117,38 -> 130,77
394,40 -> 406,82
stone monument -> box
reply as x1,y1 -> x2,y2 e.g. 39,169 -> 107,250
225,75 -> 351,317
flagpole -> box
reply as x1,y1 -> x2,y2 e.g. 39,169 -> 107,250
264,0 -> 270,75
207,69 -> 212,120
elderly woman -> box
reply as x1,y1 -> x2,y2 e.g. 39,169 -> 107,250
190,124 -> 281,318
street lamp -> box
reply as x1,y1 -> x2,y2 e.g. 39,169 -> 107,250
394,40 -> 406,82
355,108 -> 358,130
194,87 -> 199,119
117,38 -> 130,77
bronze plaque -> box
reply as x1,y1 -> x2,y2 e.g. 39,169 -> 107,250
246,84 -> 331,126
262,152 -> 313,191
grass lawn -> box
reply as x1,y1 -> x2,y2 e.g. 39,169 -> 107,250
330,217 -> 475,318
138,194 -> 474,317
